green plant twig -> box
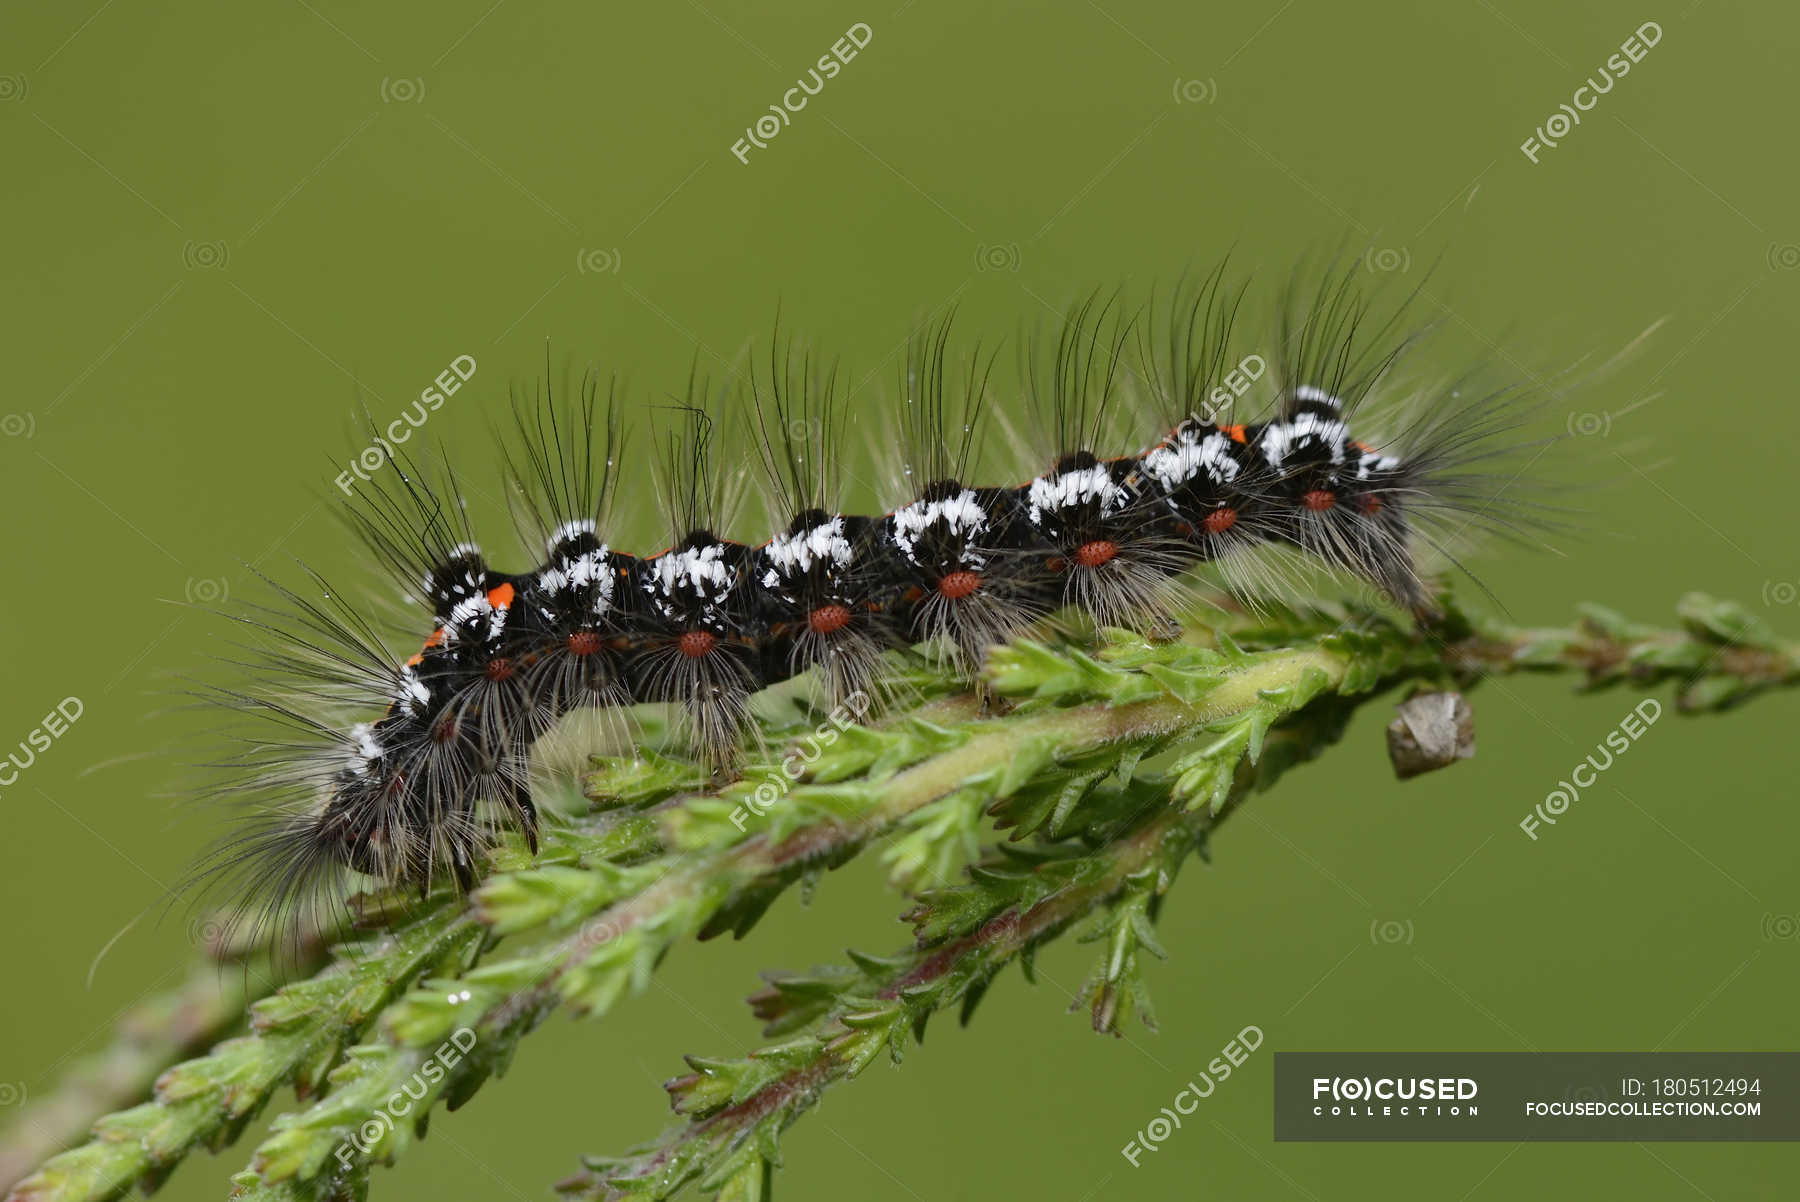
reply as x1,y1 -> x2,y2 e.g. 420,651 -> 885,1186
4,595 -> 1794,1202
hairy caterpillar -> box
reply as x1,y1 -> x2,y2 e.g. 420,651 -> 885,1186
192,265 -> 1555,943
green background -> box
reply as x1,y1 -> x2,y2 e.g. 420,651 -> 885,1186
3,1 -> 1796,1199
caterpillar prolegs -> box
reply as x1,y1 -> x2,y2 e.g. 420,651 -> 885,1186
194,269 -> 1555,938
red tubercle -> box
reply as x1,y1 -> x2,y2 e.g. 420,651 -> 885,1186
937,571 -> 982,600
807,604 -> 853,635
677,630 -> 717,658
1202,508 -> 1237,535
1301,489 -> 1337,512
1074,540 -> 1119,568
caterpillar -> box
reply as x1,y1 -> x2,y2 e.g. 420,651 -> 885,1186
193,265 -> 1553,943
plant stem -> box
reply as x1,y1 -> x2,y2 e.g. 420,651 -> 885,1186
6,595 -> 1797,1202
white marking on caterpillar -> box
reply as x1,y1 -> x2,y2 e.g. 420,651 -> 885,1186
651,543 -> 731,599
1027,464 -> 1124,526
447,595 -> 485,630
547,519 -> 595,551
1354,450 -> 1401,480
394,668 -> 430,715
422,542 -> 485,598
1293,385 -> 1342,409
1143,427 -> 1241,491
765,516 -> 854,576
646,543 -> 741,625
348,723 -> 384,775
538,546 -> 615,615
1261,412 -> 1349,469
445,588 -> 510,643
890,490 -> 988,566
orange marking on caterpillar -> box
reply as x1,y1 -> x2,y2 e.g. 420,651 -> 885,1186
1220,424 -> 1247,443
937,571 -> 981,600
486,582 -> 515,609
409,625 -> 448,665
677,630 -> 717,658
1074,540 -> 1118,568
807,604 -> 852,635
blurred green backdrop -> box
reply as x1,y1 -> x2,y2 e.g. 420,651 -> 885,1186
3,1 -> 1796,1199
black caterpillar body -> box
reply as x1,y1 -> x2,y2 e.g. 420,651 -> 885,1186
196,271 -> 1549,934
